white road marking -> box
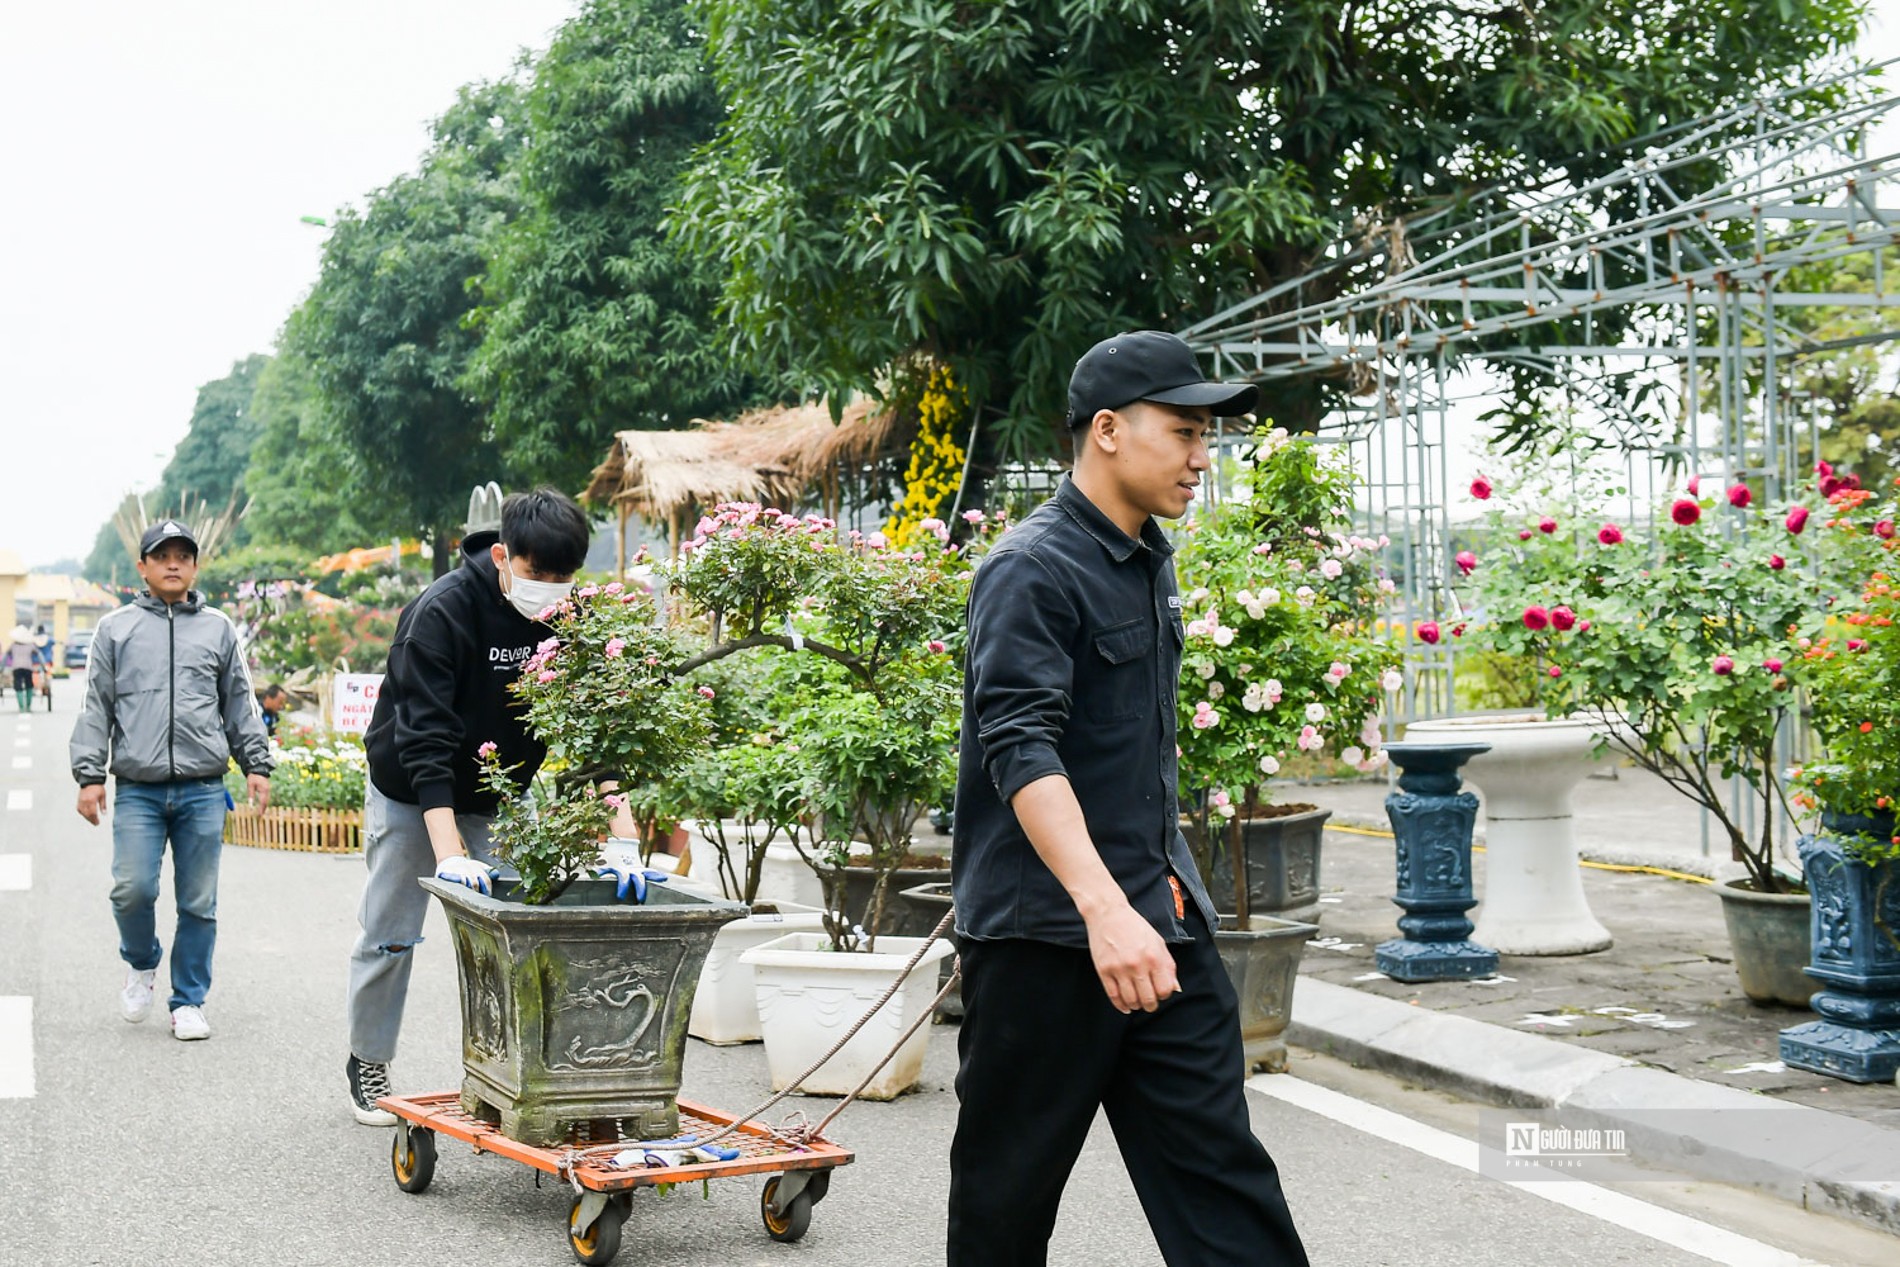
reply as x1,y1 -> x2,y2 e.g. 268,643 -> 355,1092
0,855 -> 28,891
5,790 -> 28,811
1250,1075 -> 1822,1266
0,997 -> 32,1099
9,756 -> 28,770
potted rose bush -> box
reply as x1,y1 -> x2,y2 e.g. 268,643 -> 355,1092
419,582 -> 746,1146
1175,429 -> 1402,926
1781,477 -> 1900,1081
1451,468 -> 1831,1002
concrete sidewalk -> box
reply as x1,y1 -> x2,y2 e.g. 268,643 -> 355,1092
1279,766 -> 1900,1234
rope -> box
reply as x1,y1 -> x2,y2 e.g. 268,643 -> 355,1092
555,908 -> 957,1188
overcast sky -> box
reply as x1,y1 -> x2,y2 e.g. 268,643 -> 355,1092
2,1 -> 1897,570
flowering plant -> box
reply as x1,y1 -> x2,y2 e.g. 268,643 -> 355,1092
1173,431 -> 1401,870
1790,473 -> 1900,866
224,729 -> 368,811
477,748 -> 621,905
1454,463 -> 1832,893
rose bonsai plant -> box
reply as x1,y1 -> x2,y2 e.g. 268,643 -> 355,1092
1781,476 -> 1900,1079
1175,429 -> 1402,926
1452,466 -> 1831,1001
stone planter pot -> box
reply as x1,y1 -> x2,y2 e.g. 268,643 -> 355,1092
422,876 -> 747,1146
1404,713 -> 1613,955
1713,878 -> 1814,1008
1183,804 -> 1331,925
897,881 -> 962,1018
688,906 -> 829,1046
1779,811 -> 1900,1082
1215,915 -> 1319,1074
741,932 -> 954,1100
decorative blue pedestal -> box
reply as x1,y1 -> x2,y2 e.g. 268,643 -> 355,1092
1779,813 -> 1900,1084
1375,741 -> 1499,982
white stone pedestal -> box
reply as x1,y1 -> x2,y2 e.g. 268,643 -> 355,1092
1403,714 -> 1614,955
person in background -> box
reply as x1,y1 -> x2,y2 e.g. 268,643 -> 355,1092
6,625 -> 36,713
69,520 -> 274,1041
343,487 -> 591,1125
255,683 -> 289,738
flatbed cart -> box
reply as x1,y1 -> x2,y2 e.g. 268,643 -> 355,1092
377,1091 -> 854,1265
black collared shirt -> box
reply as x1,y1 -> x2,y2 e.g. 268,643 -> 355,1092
951,476 -> 1218,947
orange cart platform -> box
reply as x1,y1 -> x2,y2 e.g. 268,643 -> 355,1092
377,1091 -> 853,1264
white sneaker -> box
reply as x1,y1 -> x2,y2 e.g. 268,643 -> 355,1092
120,969 -> 156,1023
170,1005 -> 211,1041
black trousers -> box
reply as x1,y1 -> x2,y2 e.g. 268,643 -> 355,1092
946,910 -> 1309,1266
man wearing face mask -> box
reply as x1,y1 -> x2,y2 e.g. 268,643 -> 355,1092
344,485 -> 592,1126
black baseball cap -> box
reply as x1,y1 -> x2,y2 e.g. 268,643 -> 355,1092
139,519 -> 200,558
1066,330 -> 1259,428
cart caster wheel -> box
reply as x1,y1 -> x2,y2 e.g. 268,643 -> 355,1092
807,1169 -> 831,1204
568,1194 -> 624,1265
761,1176 -> 813,1243
391,1126 -> 436,1194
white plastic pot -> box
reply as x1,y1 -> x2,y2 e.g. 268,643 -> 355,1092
688,908 -> 828,1045
1404,713 -> 1615,955
741,932 -> 954,1100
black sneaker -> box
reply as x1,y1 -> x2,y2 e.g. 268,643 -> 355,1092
347,1054 -> 397,1126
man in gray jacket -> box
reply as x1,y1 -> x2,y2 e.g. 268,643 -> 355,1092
70,521 -> 274,1041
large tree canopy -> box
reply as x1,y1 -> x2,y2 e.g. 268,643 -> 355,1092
468,0 -> 756,492
241,337 -> 377,555
292,79 -> 526,574
155,354 -> 270,517
677,0 -> 1863,458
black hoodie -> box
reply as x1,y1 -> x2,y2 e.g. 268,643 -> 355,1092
364,531 -> 548,815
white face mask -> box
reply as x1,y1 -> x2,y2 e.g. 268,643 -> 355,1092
500,549 -> 574,620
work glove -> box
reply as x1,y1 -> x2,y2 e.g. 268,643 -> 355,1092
436,855 -> 497,896
595,863 -> 670,903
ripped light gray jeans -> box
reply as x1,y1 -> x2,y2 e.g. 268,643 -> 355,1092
346,782 -> 496,1064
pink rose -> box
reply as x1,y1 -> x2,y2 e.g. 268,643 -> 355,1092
1597,523 -> 1624,545
1576,619 -> 1591,633
1455,551 -> 1477,575
1538,516 -> 1557,534
1712,655 -> 1735,676
1518,529 -> 1533,540
1548,665 -> 1562,679
1417,621 -> 1441,645
1878,520 -> 1896,540
604,637 -> 626,658
698,685 -> 717,699
1728,485 -> 1752,508
927,640 -> 947,654
1786,506 -> 1810,535
1848,639 -> 1868,652
1550,605 -> 1576,632
1522,605 -> 1550,631
1470,476 -> 1493,500
1763,658 -> 1785,673
537,669 -> 557,683
477,741 -> 498,759
1686,475 -> 1701,495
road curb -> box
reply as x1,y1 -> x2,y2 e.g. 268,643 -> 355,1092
1286,977 -> 1900,1235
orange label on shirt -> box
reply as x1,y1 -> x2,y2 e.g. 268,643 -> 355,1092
1168,875 -> 1185,920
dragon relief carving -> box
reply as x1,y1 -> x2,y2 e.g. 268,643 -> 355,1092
544,950 -> 681,1071
462,937 -> 509,1062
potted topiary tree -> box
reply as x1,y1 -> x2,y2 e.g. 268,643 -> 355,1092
1781,477 -> 1900,1081
1451,465 -> 1832,1004
420,583 -> 748,1146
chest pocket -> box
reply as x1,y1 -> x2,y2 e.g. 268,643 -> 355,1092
1083,619 -> 1154,723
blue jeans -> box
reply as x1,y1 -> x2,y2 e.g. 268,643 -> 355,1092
111,778 -> 227,1012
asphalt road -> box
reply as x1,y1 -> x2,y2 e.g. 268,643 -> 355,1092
1,677 -> 1888,1266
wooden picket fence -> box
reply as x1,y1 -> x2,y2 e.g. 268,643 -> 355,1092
224,806 -> 364,854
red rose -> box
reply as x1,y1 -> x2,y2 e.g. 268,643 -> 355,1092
1598,523 -> 1624,545
1763,658 -> 1784,673
1577,619 -> 1592,632
1769,554 -> 1786,570
1550,605 -> 1577,631
1878,520 -> 1896,540
1820,474 -> 1844,498
1470,476 -> 1493,501
1455,550 -> 1477,575
1518,529 -> 1533,540
1417,621 -> 1441,645
1671,499 -> 1701,526
1538,517 -> 1558,534
1451,622 -> 1468,638
1728,485 -> 1752,508
1522,605 -> 1550,631
1817,461 -> 1833,478
1848,638 -> 1868,652
1786,506 -> 1810,535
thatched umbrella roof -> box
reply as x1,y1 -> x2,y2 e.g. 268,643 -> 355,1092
582,399 -> 900,529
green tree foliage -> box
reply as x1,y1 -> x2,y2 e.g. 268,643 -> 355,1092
678,0 -> 1862,458
242,335 -> 377,555
154,355 -> 269,518
292,79 -> 526,574
469,0 -> 756,491
82,519 -> 135,589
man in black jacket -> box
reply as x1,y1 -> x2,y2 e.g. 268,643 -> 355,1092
344,487 -> 590,1125
947,332 -> 1309,1265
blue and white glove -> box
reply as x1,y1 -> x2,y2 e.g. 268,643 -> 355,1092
595,864 -> 670,903
436,855 -> 497,896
